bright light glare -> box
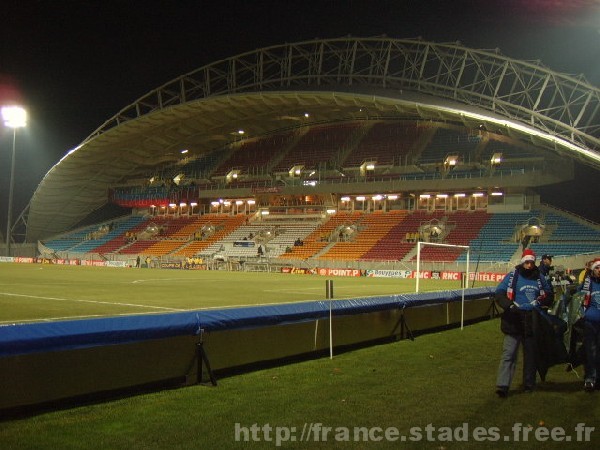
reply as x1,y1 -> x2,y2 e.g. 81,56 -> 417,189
1,106 -> 27,128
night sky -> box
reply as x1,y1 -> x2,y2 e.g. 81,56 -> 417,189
1,0 -> 599,233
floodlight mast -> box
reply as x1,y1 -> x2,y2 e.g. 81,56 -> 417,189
2,106 -> 27,257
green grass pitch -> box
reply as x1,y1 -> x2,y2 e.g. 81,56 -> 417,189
0,264 -> 496,324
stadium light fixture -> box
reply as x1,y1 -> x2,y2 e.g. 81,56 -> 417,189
2,106 -> 27,128
444,154 -> 459,167
490,152 -> 503,165
226,169 -> 241,183
289,164 -> 304,178
360,160 -> 377,176
2,105 -> 27,257
173,173 -> 185,185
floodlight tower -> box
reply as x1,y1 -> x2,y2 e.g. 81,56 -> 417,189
2,106 -> 27,256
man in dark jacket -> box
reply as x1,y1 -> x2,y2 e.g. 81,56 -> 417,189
494,249 -> 554,397
539,254 -> 553,282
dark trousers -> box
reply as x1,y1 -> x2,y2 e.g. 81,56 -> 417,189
496,333 -> 536,389
584,320 -> 600,383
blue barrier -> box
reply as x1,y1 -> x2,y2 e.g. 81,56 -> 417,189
0,287 -> 494,357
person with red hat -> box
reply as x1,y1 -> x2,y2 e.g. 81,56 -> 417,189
494,248 -> 554,397
577,257 -> 600,391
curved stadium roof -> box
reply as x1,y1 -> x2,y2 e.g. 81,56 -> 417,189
25,37 -> 600,242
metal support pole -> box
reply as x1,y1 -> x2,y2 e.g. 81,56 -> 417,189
5,128 -> 17,257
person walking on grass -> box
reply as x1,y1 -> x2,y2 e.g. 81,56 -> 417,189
494,249 -> 554,397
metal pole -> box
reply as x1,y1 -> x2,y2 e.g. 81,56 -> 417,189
416,242 -> 421,292
462,248 -> 470,330
5,128 -> 17,257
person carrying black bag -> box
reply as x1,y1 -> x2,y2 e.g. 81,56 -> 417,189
494,249 -> 554,397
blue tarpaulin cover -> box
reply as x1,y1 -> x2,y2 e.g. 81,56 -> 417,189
0,287 -> 493,357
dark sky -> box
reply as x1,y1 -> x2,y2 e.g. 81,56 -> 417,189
1,0 -> 599,232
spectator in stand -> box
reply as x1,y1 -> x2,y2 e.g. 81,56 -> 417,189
494,249 -> 554,397
577,257 -> 600,391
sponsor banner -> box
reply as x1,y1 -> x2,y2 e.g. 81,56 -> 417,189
366,269 -> 413,278
233,241 -> 255,247
106,261 -> 128,268
317,268 -> 364,277
34,258 -> 79,265
160,261 -> 182,270
35,258 -> 49,264
252,186 -> 282,194
424,271 -> 504,282
0,256 -> 14,263
280,267 -> 316,275
469,272 -> 506,282
183,262 -> 206,270
365,270 -> 505,281
80,260 -> 106,267
15,257 -> 35,264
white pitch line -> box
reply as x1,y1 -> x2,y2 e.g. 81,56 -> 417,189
130,278 -> 226,284
0,292 -> 185,311
0,309 -> 183,325
263,287 -> 323,292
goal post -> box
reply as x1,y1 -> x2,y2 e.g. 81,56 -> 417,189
415,241 -> 470,330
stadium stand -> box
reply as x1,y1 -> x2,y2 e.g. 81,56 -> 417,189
417,125 -> 481,165
273,122 -> 362,172
341,121 -> 423,167
43,202 -> 600,265
211,131 -> 297,177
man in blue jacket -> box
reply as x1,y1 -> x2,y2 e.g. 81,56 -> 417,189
494,249 -> 554,397
578,257 -> 600,391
